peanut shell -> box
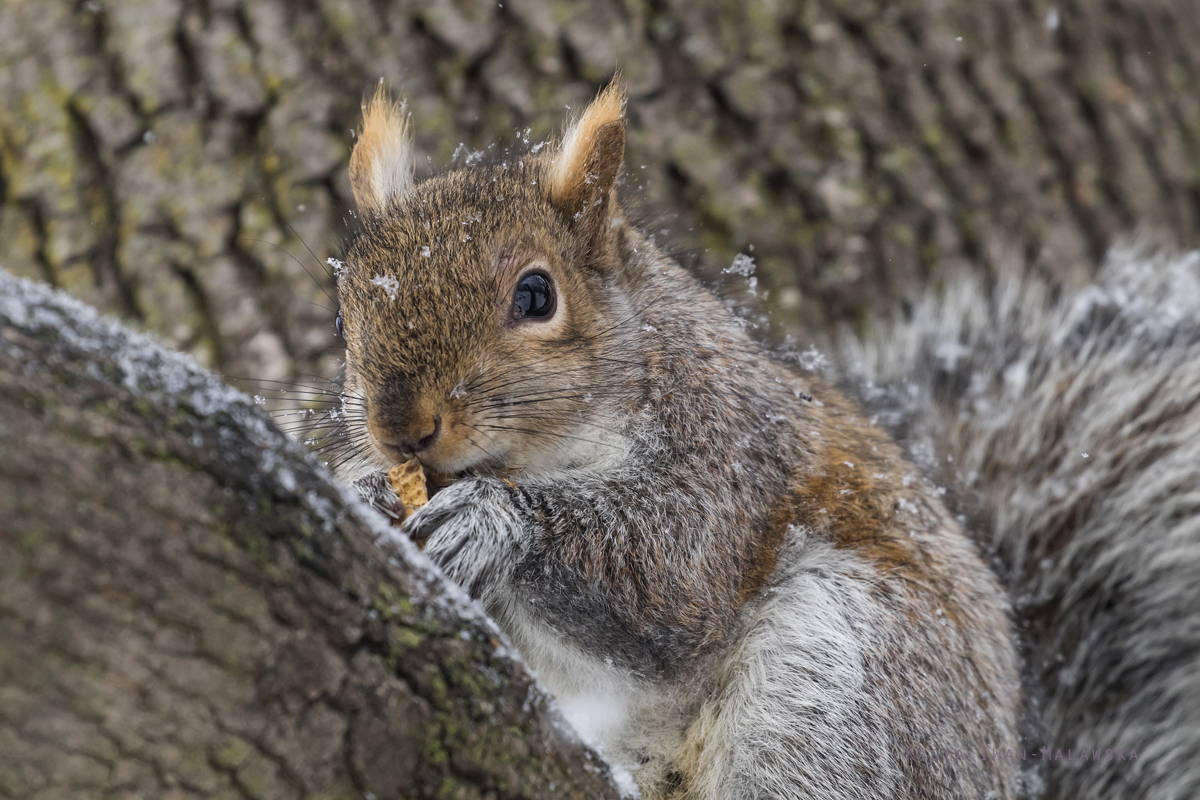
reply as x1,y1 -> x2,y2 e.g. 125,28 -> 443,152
387,459 -> 428,517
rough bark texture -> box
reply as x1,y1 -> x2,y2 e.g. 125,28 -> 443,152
2,0 -> 1199,383
0,271 -> 621,800
3,3 -> 1200,793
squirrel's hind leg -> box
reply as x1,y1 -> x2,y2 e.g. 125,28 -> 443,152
669,537 -> 1018,800
672,542 -> 901,800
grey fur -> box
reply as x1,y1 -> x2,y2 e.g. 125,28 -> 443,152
333,84 -> 1024,799
843,243 -> 1200,799
337,207 -> 1023,798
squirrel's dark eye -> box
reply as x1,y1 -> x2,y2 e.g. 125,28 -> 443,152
512,272 -> 555,321
335,312 -> 345,340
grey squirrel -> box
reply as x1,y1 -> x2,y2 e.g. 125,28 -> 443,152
327,80 -> 1199,799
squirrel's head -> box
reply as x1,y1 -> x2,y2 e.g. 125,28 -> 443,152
336,80 -> 635,478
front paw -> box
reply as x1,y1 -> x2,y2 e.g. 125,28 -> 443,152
403,477 -> 523,598
351,471 -> 406,524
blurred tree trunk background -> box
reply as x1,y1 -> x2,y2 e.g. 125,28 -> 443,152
4,1 -> 1200,796
3,0 -> 1198,384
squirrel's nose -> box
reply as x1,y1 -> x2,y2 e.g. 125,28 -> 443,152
371,414 -> 442,456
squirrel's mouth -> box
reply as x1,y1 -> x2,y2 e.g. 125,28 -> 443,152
402,431 -> 514,480
368,409 -> 503,476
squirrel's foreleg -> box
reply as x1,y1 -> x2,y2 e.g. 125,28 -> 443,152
403,477 -> 525,600
402,467 -> 771,679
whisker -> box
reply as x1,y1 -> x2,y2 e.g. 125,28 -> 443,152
458,423 -> 505,464
325,446 -> 376,474
473,423 -> 619,450
474,393 -> 621,410
277,214 -> 337,286
315,438 -> 372,456
243,237 -> 337,307
261,392 -> 353,403
466,380 -> 627,403
476,415 -> 626,440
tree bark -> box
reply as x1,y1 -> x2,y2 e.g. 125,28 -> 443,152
0,271 -> 621,799
2,0 -> 1198,382
3,2 -> 1200,793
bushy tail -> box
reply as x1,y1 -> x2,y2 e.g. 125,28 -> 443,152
842,244 -> 1200,800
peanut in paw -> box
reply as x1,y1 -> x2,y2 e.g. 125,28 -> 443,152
388,459 -> 431,545
388,458 -> 429,513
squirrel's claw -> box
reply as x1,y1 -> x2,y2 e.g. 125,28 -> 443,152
351,471 -> 407,524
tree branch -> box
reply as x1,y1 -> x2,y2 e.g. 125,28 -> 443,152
0,270 -> 622,800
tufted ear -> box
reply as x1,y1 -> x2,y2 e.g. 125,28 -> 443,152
349,83 -> 414,213
546,80 -> 626,233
